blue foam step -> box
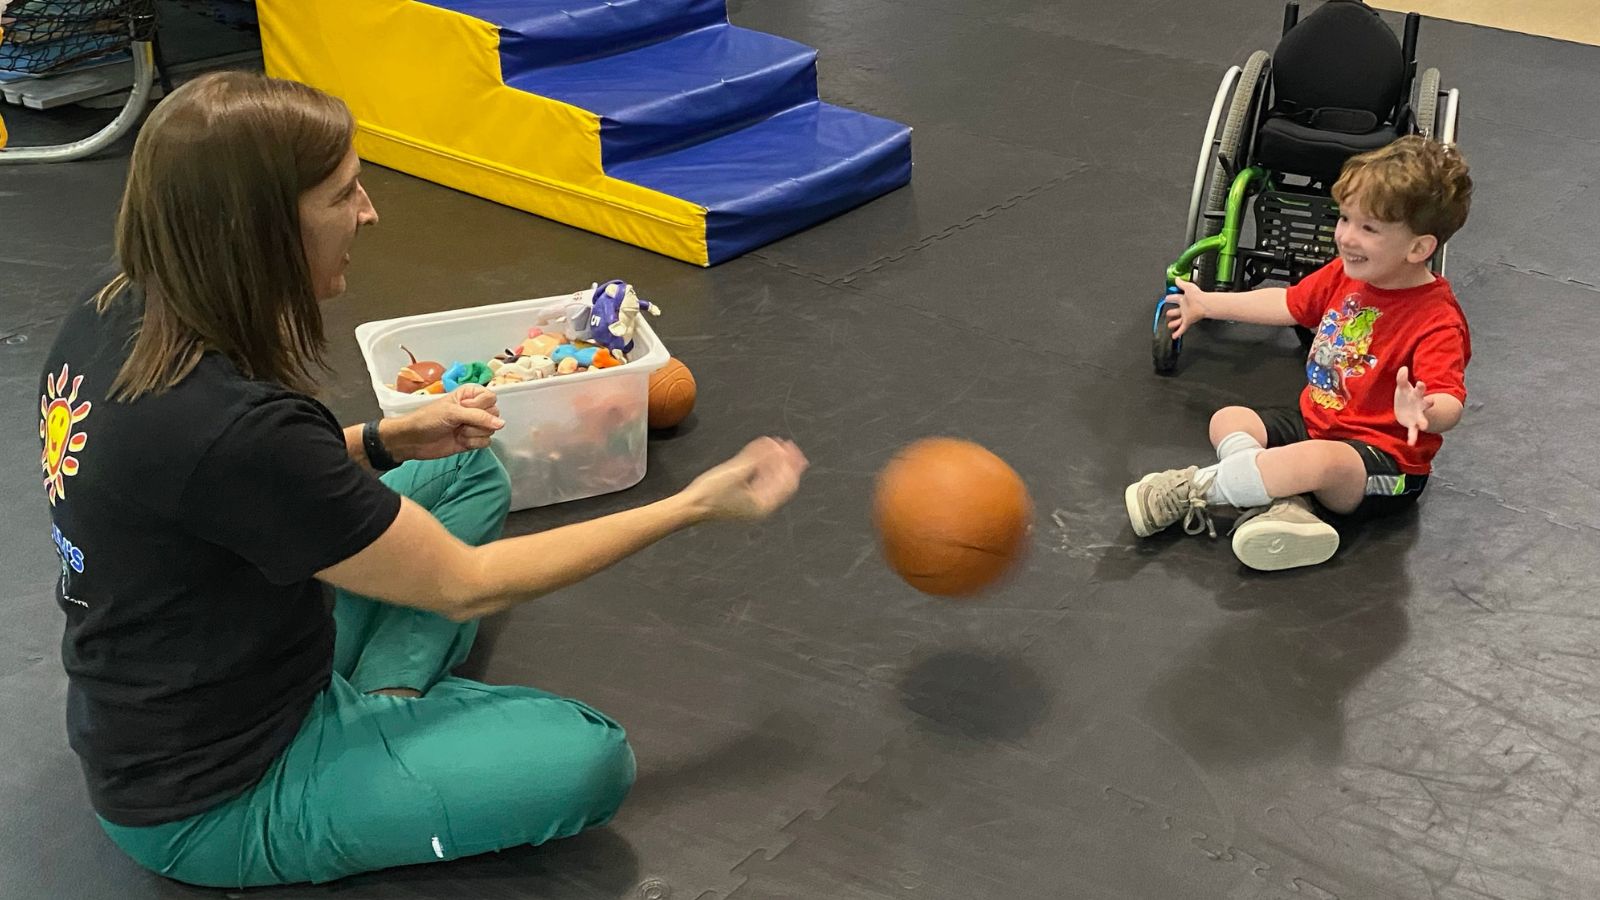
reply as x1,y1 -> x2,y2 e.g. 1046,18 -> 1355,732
506,24 -> 819,167
609,100 -> 913,264
427,0 -> 726,69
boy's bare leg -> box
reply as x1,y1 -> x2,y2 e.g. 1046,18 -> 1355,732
1254,440 -> 1367,514
1207,406 -> 1365,512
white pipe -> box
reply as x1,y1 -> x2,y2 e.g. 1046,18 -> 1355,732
1185,66 -> 1241,245
0,41 -> 156,165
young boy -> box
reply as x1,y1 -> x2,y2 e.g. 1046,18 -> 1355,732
1127,135 -> 1474,571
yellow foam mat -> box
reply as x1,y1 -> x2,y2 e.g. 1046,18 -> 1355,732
1369,0 -> 1600,47
257,0 -> 712,265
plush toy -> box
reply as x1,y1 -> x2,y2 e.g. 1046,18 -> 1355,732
395,346 -> 446,393
589,349 -> 624,369
552,344 -> 604,368
390,282 -> 652,396
521,333 -> 564,358
584,279 -> 660,355
560,295 -> 595,341
441,361 -> 494,392
488,355 -> 555,386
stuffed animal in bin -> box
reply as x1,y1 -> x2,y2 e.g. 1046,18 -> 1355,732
583,279 -> 661,355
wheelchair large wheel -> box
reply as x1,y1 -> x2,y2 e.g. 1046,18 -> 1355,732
1190,50 -> 1270,290
1413,67 -> 1440,139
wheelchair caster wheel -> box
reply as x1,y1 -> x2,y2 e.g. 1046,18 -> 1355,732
1152,299 -> 1181,375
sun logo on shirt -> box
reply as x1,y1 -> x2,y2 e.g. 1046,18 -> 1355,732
40,363 -> 92,506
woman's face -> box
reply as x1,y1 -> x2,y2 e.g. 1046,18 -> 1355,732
299,146 -> 378,301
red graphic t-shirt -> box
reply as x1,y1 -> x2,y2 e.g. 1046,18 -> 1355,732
1285,258 -> 1470,474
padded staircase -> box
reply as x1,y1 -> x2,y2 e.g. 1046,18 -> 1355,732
259,0 -> 912,266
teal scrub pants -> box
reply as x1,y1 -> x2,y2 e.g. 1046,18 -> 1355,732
98,449 -> 636,888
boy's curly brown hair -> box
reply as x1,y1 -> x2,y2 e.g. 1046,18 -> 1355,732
1333,135 -> 1473,244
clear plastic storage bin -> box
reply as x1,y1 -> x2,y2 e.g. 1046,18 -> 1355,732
356,292 -> 670,511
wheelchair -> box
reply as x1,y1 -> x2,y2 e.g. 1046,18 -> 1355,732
1151,0 -> 1462,375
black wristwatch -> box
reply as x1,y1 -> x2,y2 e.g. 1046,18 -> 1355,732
362,418 -> 401,471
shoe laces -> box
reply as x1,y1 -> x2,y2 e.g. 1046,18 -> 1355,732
1147,468 -> 1217,538
1228,502 -> 1268,536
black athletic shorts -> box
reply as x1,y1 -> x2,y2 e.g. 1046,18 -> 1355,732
1256,406 -> 1428,522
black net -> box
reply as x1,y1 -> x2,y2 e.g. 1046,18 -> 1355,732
1,1 -> 131,76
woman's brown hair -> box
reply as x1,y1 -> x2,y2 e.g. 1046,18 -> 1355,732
98,70 -> 355,400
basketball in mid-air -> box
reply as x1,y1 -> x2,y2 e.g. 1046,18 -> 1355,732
872,437 -> 1032,597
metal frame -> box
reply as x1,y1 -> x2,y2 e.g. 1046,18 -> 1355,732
0,0 -> 158,165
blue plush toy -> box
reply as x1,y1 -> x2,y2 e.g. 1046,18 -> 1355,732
551,344 -> 602,367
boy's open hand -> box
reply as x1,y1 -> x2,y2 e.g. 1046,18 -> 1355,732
1394,366 -> 1433,446
1165,277 -> 1211,339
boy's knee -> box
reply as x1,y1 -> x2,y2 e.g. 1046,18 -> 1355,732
1321,440 -> 1366,474
1311,441 -> 1368,513
1210,406 -> 1263,441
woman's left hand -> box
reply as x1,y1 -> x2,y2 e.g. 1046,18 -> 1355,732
388,384 -> 505,462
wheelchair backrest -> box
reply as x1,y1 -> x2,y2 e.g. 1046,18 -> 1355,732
1271,0 -> 1405,134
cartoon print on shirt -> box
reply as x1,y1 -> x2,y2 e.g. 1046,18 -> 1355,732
40,363 -> 92,505
1306,294 -> 1381,411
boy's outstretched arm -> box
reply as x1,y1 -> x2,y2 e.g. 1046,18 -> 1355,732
1395,366 -> 1464,445
1166,277 -> 1297,339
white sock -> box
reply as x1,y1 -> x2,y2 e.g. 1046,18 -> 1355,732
1197,448 -> 1272,509
1216,430 -> 1264,461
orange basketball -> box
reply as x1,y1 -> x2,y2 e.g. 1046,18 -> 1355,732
647,357 -> 697,429
872,438 -> 1032,597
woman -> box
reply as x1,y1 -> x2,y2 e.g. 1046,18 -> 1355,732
38,70 -> 808,888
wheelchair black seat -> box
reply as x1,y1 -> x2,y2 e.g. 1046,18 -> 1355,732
1255,0 -> 1408,184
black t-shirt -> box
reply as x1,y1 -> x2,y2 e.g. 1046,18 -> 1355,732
39,288 -> 401,826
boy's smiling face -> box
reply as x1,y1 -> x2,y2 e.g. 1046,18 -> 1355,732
1334,195 -> 1439,290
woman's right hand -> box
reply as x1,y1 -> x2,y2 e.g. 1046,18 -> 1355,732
1166,277 -> 1212,339
682,437 -> 809,523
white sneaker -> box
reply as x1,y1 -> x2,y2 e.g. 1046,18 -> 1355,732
1230,495 -> 1339,571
